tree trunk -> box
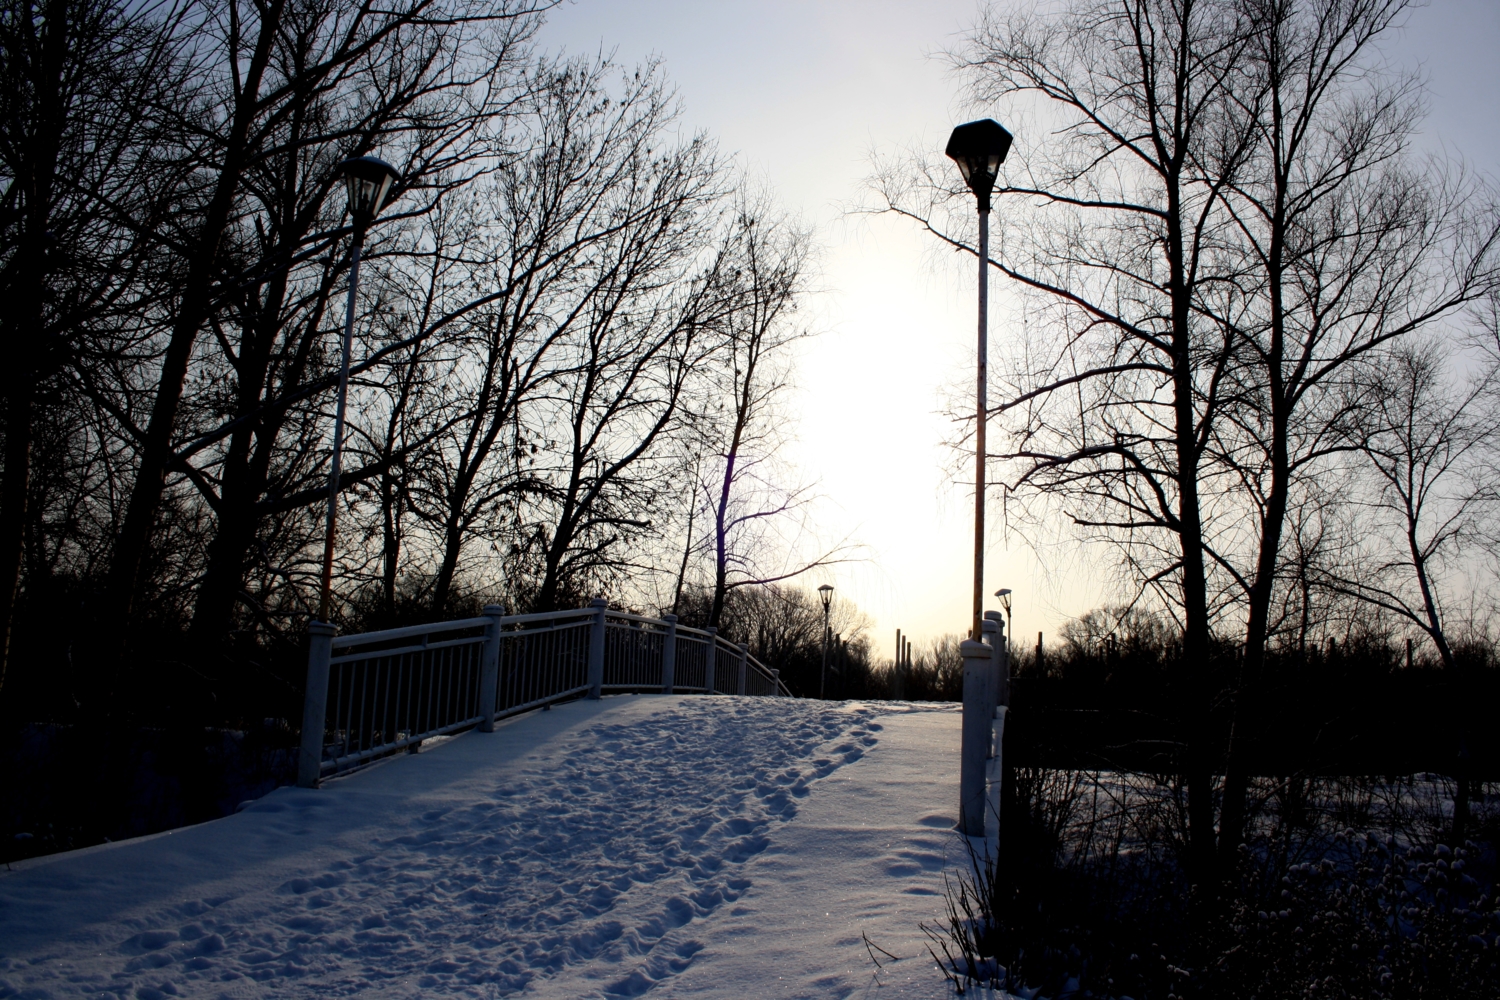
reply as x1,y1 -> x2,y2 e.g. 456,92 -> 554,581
380,463 -> 401,618
431,518 -> 466,615
671,499 -> 695,617
188,192 -> 306,642
187,427 -> 257,642
1165,160 -> 1219,904
709,451 -> 736,631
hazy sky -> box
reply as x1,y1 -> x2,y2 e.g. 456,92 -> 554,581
535,1 -> 1500,655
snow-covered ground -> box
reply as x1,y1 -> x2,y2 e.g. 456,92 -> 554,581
0,695 -> 970,999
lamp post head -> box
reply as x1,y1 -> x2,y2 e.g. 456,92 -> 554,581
945,119 -> 1012,212
818,584 -> 834,613
338,155 -> 401,226
995,587 -> 1013,613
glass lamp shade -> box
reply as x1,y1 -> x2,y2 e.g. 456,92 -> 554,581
818,584 -> 834,611
339,155 -> 400,222
945,119 -> 1013,207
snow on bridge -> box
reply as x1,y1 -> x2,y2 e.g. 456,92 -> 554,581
1,696 -> 966,999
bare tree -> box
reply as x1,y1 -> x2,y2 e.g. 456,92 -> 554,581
694,199 -> 850,630
401,55 -> 723,614
1211,0 -> 1500,873
1327,341 -> 1496,667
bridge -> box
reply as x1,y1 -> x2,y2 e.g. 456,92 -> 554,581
1,696 -> 964,998
298,599 -> 790,787
0,601 -> 1015,997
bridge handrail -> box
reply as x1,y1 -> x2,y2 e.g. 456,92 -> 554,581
298,601 -> 790,787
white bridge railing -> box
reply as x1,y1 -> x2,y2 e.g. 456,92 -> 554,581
296,599 -> 789,786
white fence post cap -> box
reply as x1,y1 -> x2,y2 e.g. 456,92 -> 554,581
960,639 -> 990,658
309,621 -> 337,637
590,597 -> 608,608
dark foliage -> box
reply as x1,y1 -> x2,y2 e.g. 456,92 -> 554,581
1008,620 -> 1499,779
933,758 -> 1500,998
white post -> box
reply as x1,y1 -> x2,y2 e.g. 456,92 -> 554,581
959,638 -> 992,836
297,622 -> 337,788
736,641 -> 749,695
661,614 -> 678,694
771,668 -> 781,695
479,604 -> 503,731
704,627 -> 717,694
587,598 -> 607,699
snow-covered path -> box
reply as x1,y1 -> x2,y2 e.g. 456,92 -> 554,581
1,696 -> 963,999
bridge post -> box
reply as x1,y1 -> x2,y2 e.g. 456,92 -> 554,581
736,642 -> 749,694
959,638 -> 992,836
297,622 -> 337,789
771,668 -> 781,695
704,627 -> 717,694
661,614 -> 678,694
479,605 -> 504,731
587,598 -> 608,699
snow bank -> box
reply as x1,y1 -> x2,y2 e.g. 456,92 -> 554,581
1,695 -> 965,998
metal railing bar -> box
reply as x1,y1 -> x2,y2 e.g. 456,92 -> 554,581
501,607 -> 596,626
604,610 -> 670,627
601,684 -> 708,692
502,620 -> 592,636
332,617 -> 491,650
331,635 -> 486,664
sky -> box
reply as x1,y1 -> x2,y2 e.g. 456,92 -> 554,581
535,0 -> 1500,656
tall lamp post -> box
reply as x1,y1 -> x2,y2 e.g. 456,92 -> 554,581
318,155 -> 400,623
818,584 -> 834,699
946,120 -> 1013,640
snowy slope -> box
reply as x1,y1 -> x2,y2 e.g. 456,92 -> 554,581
0,695 -> 965,999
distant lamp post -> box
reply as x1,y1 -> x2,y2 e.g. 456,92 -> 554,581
995,587 -> 1013,643
947,119 -> 1014,640
318,155 -> 401,623
818,584 -> 834,699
